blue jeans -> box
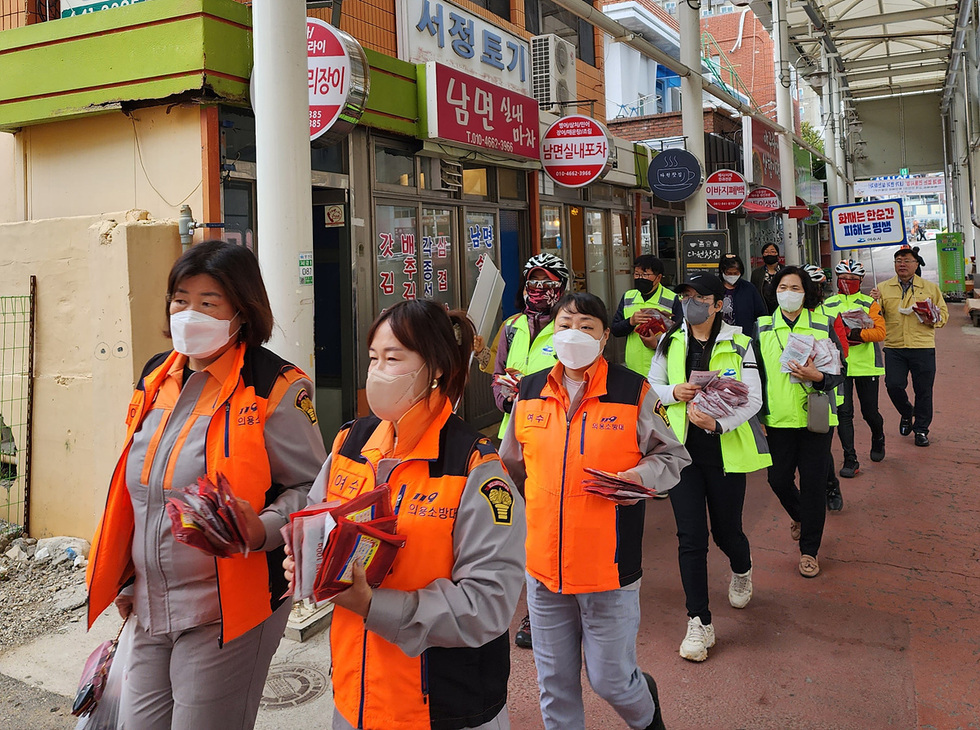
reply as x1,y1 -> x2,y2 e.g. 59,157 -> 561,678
525,573 -> 655,730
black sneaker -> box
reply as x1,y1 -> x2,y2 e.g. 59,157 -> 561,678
839,458 -> 860,479
515,614 -> 532,649
899,417 -> 913,436
827,481 -> 843,512
642,672 -> 666,730
914,432 -> 930,447
870,436 -> 885,462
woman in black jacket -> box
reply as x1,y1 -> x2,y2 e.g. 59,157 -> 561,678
719,253 -> 767,335
750,243 -> 782,314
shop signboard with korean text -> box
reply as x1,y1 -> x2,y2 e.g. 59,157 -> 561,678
742,117 -> 781,190
705,170 -> 748,212
681,231 -> 728,278
540,115 -> 614,188
397,0 -> 530,96
61,0 -> 144,17
936,232 -> 965,296
421,63 -> 538,160
854,176 -> 946,198
307,18 -> 370,145
375,206 -> 457,312
830,200 -> 906,250
744,187 -> 781,214
646,148 -> 703,202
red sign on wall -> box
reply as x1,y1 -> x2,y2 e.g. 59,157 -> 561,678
705,170 -> 748,212
423,63 -> 539,159
540,115 -> 613,188
745,117 -> 781,190
307,18 -> 353,141
744,186 -> 781,213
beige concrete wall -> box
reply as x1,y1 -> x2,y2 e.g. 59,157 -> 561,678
1,211 -> 181,539
0,104 -> 205,226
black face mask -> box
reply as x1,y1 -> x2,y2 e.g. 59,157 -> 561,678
763,254 -> 780,265
634,277 -> 656,295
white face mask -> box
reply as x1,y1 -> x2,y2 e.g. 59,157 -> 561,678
777,291 -> 806,313
170,310 -> 240,359
553,329 -> 604,370
365,363 -> 429,423
723,274 -> 741,286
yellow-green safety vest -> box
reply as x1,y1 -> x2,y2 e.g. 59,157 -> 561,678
819,293 -> 884,377
497,315 -> 558,437
756,309 -> 841,429
622,285 -> 678,376
663,328 -> 772,473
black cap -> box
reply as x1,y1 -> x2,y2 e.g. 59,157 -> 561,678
678,273 -> 726,300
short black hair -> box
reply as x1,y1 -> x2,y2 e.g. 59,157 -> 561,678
719,253 -> 744,275
554,292 -> 609,329
761,243 -> 780,256
771,266 -> 821,310
632,255 -> 664,276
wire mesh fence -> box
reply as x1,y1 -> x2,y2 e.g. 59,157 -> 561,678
0,277 -> 35,533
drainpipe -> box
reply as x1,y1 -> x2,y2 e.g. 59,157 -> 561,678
252,0 -> 316,374
679,0 -> 707,230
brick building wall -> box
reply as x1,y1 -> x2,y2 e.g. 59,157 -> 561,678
608,108 -> 741,141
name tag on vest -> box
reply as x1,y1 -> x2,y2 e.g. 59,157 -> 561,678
524,413 -> 551,428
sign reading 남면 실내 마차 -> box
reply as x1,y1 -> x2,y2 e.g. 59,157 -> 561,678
830,200 -> 907,250
307,18 -> 370,145
540,116 -> 614,188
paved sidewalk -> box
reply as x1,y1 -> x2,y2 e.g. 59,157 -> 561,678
2,313 -> 977,729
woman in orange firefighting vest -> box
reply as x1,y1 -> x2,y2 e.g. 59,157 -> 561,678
86,241 -> 327,729
285,300 -> 526,730
499,291 -> 690,730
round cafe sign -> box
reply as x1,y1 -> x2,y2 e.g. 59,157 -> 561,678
540,115 -> 614,188
704,169 -> 748,212
307,17 -> 370,146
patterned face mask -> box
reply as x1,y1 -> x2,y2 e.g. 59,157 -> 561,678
525,286 -> 562,313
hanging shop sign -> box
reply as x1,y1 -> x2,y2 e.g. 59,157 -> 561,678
646,148 -> 704,202
854,175 -> 946,198
830,199 -> 906,250
742,117 -> 781,190
307,17 -> 371,146
803,204 -> 823,225
421,63 -> 538,159
704,169 -> 748,212
681,230 -> 728,275
397,0 -> 530,96
540,115 -> 614,188
743,187 -> 781,214
61,0 -> 145,17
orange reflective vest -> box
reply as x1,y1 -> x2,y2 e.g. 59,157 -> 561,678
86,345 -> 306,645
513,358 -> 648,594
327,401 -> 510,730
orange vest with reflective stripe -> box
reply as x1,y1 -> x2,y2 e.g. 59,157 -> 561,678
327,401 -> 509,730
86,345 -> 305,645
514,358 -> 647,594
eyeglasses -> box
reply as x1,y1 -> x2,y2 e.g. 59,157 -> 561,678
633,271 -> 660,280
526,279 -> 563,290
677,293 -> 714,304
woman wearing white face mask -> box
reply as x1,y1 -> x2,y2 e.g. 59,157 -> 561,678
288,300 -> 525,730
86,241 -> 327,729
753,267 -> 847,579
648,274 -> 770,663
717,253 -> 767,335
499,292 -> 689,730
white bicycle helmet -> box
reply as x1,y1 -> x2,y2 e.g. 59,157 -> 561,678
803,264 -> 827,284
834,259 -> 866,277
524,253 -> 570,287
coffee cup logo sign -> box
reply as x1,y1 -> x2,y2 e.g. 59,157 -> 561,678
307,18 -> 371,146
646,149 -> 704,202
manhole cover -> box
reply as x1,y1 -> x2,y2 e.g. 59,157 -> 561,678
261,663 -> 328,709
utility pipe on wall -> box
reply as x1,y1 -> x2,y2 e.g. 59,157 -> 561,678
252,0 -> 316,375
679,0 -> 707,229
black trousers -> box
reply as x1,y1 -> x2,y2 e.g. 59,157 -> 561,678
883,348 -> 936,434
766,427 -> 834,558
669,463 -> 751,625
837,375 -> 885,460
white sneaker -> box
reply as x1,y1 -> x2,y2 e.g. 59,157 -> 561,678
679,616 -> 716,662
729,568 -> 753,609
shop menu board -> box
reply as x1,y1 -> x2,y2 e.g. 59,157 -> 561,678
681,230 -> 728,276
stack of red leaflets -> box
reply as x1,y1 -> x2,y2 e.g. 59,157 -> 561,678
493,368 -> 522,400
912,298 -> 941,324
691,373 -> 751,419
284,486 -> 407,603
635,309 -> 674,337
582,467 -> 661,502
166,474 -> 250,557
841,309 -> 875,329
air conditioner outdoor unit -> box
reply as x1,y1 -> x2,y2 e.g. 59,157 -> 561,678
668,87 -> 682,112
531,34 -> 577,114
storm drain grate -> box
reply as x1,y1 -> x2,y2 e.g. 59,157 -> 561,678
261,664 -> 328,709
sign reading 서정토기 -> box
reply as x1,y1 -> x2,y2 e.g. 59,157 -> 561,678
830,200 -> 907,250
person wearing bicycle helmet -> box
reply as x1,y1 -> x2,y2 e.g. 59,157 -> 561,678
819,260 -> 886,489
611,255 -> 682,378
493,253 -> 568,650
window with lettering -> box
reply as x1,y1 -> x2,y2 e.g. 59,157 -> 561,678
421,208 -> 456,308
375,205 -> 419,311
585,210 -> 609,305
463,211 -> 498,305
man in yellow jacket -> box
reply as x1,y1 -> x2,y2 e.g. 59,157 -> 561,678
871,246 -> 948,447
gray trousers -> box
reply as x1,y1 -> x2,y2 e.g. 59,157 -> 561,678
120,600 -> 290,730
525,574 -> 655,730
332,704 -> 510,730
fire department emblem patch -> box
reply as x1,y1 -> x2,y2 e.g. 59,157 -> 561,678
294,388 -> 318,425
654,399 -> 670,427
479,478 -> 514,526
